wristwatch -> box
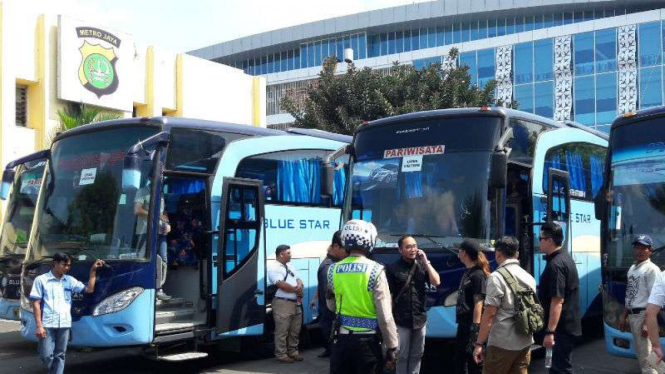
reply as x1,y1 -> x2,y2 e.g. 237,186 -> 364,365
544,329 -> 555,335
474,341 -> 486,348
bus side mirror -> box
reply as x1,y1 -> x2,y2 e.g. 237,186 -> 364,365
489,152 -> 507,189
0,169 -> 15,200
122,153 -> 141,189
321,164 -> 335,197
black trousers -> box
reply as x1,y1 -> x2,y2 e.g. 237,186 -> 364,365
319,312 -> 333,351
550,332 -> 577,374
454,323 -> 482,374
330,334 -> 383,374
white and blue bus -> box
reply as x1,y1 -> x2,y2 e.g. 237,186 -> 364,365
597,106 -> 665,358
18,117 -> 347,358
325,108 -> 607,338
0,151 -> 47,320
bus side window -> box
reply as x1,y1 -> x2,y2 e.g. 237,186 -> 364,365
507,119 -> 548,161
543,143 -> 606,201
224,186 -> 259,275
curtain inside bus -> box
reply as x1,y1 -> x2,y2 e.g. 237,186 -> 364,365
276,159 -> 345,204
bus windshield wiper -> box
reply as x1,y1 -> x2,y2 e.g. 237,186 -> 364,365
407,233 -> 460,256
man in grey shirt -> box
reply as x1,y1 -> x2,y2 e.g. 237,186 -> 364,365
473,236 -> 536,374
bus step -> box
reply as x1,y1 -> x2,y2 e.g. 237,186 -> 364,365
157,351 -> 208,361
155,322 -> 196,335
156,309 -> 195,325
156,297 -> 185,309
153,331 -> 195,344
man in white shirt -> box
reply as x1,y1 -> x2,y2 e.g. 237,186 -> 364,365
620,235 -> 659,374
267,244 -> 304,363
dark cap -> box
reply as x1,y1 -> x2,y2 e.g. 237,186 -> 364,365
275,244 -> 291,256
459,239 -> 481,260
331,230 -> 343,247
633,235 -> 653,248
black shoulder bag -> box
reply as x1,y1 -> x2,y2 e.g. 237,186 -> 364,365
392,261 -> 418,308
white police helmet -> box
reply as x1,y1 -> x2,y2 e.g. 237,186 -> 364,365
341,219 -> 377,255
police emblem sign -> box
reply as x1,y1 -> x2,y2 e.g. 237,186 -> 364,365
58,16 -> 133,111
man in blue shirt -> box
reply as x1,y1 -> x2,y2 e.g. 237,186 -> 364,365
30,252 -> 104,374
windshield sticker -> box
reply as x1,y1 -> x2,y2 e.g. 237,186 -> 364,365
384,145 -> 444,159
20,174 -> 42,194
353,159 -> 399,192
79,168 -> 97,186
118,193 -> 127,205
401,155 -> 423,173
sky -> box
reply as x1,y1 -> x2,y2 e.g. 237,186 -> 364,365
22,0 -> 430,52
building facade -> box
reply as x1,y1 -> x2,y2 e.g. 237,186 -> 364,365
190,0 -> 665,132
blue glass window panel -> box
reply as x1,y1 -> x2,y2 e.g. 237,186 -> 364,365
404,30 -> 411,52
396,31 -> 404,53
544,14 -> 553,28
461,52 -> 477,86
420,28 -> 427,49
337,38 -> 344,61
563,12 -> 573,25
524,16 -> 534,32
413,56 -> 441,70
596,72 -> 617,125
584,11 -> 594,21
639,67 -> 663,108
344,36 -> 351,49
429,27 -> 436,47
535,39 -> 553,81
246,60 -> 252,75
436,26 -> 444,46
506,17 -> 515,34
488,19 -> 497,38
388,32 -> 396,54
605,9 -> 615,18
514,84 -> 534,113
535,81 -> 554,118
453,24 -> 460,43
281,52 -> 288,71
461,23 -> 470,42
574,32 -> 594,76
258,56 -> 265,75
287,51 -> 293,71
479,20 -> 488,39
516,16 -> 524,33
352,35 -> 359,58
380,34 -> 387,56
314,41 -> 322,66
595,28 -> 616,73
478,49 -> 495,88
639,22 -> 662,67
411,29 -> 419,51
497,19 -> 506,36
470,21 -> 479,41
663,22 -> 665,63
323,40 -> 330,60
294,50 -> 300,69
359,34 -> 367,59
445,25 -> 453,45
553,13 -> 563,26
308,43 -> 316,67
268,54 -> 274,74
275,53 -> 281,72
514,42 -> 533,84
574,12 -> 583,23
574,76 -> 595,126
534,15 -> 544,30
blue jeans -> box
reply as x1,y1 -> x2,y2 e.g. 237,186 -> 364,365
38,328 -> 69,374
159,235 -> 167,263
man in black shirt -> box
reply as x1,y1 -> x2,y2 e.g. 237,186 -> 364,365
311,230 -> 346,358
387,235 -> 441,374
538,222 -> 582,374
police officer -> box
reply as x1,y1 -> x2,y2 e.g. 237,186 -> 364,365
326,220 -> 399,374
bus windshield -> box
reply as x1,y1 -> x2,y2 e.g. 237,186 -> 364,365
350,116 -> 501,249
0,160 -> 45,257
27,126 -> 160,262
607,118 -> 665,268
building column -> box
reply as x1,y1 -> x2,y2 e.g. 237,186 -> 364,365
495,45 -> 512,107
618,25 -> 637,114
554,35 -> 572,122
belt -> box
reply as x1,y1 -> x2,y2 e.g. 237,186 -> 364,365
628,307 -> 646,314
339,326 -> 376,335
275,297 -> 297,303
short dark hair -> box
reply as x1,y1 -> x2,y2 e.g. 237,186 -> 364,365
495,236 -> 519,258
331,230 -> 343,247
541,222 -> 564,246
53,252 -> 73,264
275,244 -> 290,256
397,235 -> 414,248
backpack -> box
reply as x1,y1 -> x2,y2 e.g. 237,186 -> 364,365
265,264 -> 292,304
497,266 -> 545,336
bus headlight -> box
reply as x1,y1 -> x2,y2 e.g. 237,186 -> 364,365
92,287 -> 144,316
444,291 -> 458,307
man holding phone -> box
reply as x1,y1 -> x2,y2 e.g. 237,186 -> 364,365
387,235 -> 441,374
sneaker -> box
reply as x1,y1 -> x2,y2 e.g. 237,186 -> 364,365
156,290 -> 172,301
276,355 -> 294,364
317,349 -> 331,358
288,353 -> 304,361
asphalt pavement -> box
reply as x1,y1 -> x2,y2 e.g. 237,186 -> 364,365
0,319 -> 645,374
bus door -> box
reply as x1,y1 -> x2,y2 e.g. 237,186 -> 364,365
216,178 -> 265,336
